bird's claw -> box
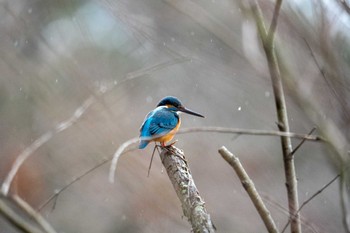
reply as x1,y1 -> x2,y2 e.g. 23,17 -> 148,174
163,140 -> 178,148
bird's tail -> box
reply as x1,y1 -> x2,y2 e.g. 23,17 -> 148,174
139,140 -> 149,149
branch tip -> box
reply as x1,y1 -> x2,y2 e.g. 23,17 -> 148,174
218,146 -> 278,233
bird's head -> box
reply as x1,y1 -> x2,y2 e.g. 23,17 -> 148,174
157,96 -> 204,118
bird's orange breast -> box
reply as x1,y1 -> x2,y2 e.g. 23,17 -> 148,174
154,118 -> 181,144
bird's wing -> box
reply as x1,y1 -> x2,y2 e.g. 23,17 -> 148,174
139,111 -> 153,132
140,108 -> 178,138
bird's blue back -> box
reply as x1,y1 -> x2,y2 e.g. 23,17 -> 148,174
139,106 -> 179,149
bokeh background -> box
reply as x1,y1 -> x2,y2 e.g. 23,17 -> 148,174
1,0 -> 350,232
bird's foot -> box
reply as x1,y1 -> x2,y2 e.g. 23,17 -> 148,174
162,141 -> 187,164
163,140 -> 178,149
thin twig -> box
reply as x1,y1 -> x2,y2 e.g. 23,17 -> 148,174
178,127 -> 322,141
38,147 -> 138,211
1,97 -> 95,196
303,38 -> 350,121
38,159 -> 108,211
291,127 -> 316,155
219,146 -> 278,233
281,174 -> 340,233
267,0 -> 283,42
261,194 -> 319,233
109,137 -> 139,183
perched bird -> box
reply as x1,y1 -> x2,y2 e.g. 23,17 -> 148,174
139,96 -> 204,149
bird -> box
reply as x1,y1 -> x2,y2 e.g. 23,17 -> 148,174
139,96 -> 204,149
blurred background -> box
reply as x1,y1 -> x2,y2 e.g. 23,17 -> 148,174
0,0 -> 349,232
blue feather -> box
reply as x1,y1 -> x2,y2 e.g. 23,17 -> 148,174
139,106 -> 179,148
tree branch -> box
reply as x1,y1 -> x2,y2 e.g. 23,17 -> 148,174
340,170 -> 350,233
337,0 -> 350,15
267,0 -> 283,42
0,194 -> 53,233
38,158 -> 111,211
108,127 -> 322,182
291,127 -> 316,155
160,146 -> 215,233
250,1 -> 302,232
12,195 -> 57,233
218,146 -> 278,233
1,97 -> 95,196
109,137 -> 139,183
261,193 -> 319,233
282,173 -> 340,233
178,127 -> 322,141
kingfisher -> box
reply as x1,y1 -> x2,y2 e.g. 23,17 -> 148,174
139,96 -> 204,149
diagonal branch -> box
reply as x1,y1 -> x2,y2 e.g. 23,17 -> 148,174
1,97 -> 95,196
0,193 -> 56,233
109,137 -> 139,183
160,146 -> 215,233
267,0 -> 283,42
219,146 -> 278,233
303,38 -> 350,120
12,195 -> 57,233
338,0 -> 350,14
261,193 -> 319,233
291,127 -> 316,155
0,195 -> 45,233
281,173 -> 340,233
38,158 -> 110,211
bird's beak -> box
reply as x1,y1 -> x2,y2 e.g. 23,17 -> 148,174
179,106 -> 205,118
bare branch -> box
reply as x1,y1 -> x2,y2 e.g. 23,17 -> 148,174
12,195 -> 57,233
38,158 -> 110,211
219,146 -> 278,233
267,0 -> 283,42
39,147 -> 139,212
160,146 -> 215,233
1,97 -> 95,196
303,38 -> 350,120
337,0 -> 350,14
261,193 -> 320,233
0,194 -> 45,233
108,127 -> 323,183
282,174 -> 340,233
0,193 -> 58,233
291,127 -> 316,155
250,1 -> 302,232
340,171 -> 350,233
178,126 -> 323,141
109,137 -> 139,183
